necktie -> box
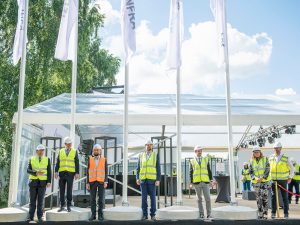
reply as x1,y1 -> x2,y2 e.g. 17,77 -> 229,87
39,157 -> 41,162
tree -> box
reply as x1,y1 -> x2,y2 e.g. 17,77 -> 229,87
0,0 -> 120,206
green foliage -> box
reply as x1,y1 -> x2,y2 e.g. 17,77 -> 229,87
0,0 -> 120,206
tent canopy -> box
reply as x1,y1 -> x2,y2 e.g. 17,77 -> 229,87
13,93 -> 300,126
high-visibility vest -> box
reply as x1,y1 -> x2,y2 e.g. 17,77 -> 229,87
269,154 -> 290,180
58,148 -> 76,172
293,163 -> 300,181
139,152 -> 157,180
190,157 -> 210,183
242,169 -> 251,181
29,156 -> 48,180
250,156 -> 270,184
88,156 -> 106,182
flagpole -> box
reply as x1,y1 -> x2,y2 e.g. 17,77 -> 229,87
122,63 -> 129,206
70,0 -> 79,143
176,68 -> 183,205
11,0 -> 29,205
222,0 -> 236,205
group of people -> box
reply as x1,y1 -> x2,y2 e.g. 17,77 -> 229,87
26,135 -> 298,222
241,142 -> 299,219
27,137 -> 106,222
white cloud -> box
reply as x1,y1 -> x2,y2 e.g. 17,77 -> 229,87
99,1 -> 273,94
275,88 -> 296,96
94,0 -> 120,25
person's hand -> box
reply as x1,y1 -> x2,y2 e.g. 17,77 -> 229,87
255,177 -> 262,183
54,173 -> 58,179
36,171 -> 45,176
74,174 -> 79,180
155,181 -> 160,186
46,183 -> 51,188
104,183 -> 108,189
189,183 -> 193,189
210,180 -> 217,187
288,178 -> 292,184
86,183 -> 90,191
136,179 -> 140,186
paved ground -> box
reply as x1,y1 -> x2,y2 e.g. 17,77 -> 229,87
108,193 -> 300,219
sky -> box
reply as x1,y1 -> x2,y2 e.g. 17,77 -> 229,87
94,0 -> 300,98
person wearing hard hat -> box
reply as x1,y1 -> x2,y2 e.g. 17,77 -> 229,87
269,142 -> 294,219
86,144 -> 108,221
136,140 -> 161,221
288,158 -> 300,204
189,146 -> 215,219
241,162 -> 251,192
54,137 -> 79,212
249,146 -> 270,220
26,144 -> 52,222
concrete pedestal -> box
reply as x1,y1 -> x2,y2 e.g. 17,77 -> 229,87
103,206 -> 143,221
157,206 -> 199,220
45,207 -> 91,221
212,205 -> 257,220
0,207 -> 28,222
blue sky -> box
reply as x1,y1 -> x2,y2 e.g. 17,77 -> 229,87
98,0 -> 300,97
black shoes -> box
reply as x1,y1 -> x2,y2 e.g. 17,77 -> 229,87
37,218 -> 43,223
67,206 -> 71,212
89,215 -> 96,221
98,214 -> 104,221
57,207 -> 65,212
284,214 -> 289,219
271,213 -> 276,219
26,217 -> 33,222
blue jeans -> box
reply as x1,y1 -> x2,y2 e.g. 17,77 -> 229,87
140,180 -> 156,217
243,180 -> 251,191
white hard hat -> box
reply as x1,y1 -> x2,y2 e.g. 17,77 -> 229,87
252,146 -> 261,152
243,162 -> 248,166
145,140 -> 153,145
36,144 -> 45,151
64,137 -> 72,144
194,146 -> 203,151
290,157 -> 295,164
93,144 -> 102,150
273,142 -> 282,149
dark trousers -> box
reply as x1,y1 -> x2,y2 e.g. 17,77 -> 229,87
59,172 -> 74,207
29,180 -> 46,219
90,182 -> 105,216
271,180 -> 289,215
140,181 -> 156,217
243,180 -> 251,191
288,179 -> 299,202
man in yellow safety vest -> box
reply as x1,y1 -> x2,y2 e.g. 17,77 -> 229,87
55,137 -> 79,212
26,144 -> 52,222
269,142 -> 294,219
136,140 -> 161,221
189,146 -> 215,219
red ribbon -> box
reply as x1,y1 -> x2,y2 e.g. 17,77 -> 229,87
277,183 -> 300,197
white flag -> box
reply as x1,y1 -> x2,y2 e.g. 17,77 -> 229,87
55,0 -> 78,61
210,0 -> 229,66
166,0 -> 184,70
121,0 -> 136,64
12,0 -> 27,66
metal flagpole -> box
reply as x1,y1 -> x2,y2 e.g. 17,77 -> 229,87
122,63 -> 129,205
70,0 -> 79,143
222,0 -> 236,204
11,0 -> 29,205
176,68 -> 183,205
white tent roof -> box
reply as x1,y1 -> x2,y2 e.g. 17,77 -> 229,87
13,93 -> 300,125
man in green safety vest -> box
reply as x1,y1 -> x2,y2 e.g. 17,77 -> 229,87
136,140 -> 161,221
55,137 -> 79,212
269,142 -> 294,219
242,162 -> 251,191
26,144 -> 52,222
189,146 -> 215,219
288,158 -> 300,204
